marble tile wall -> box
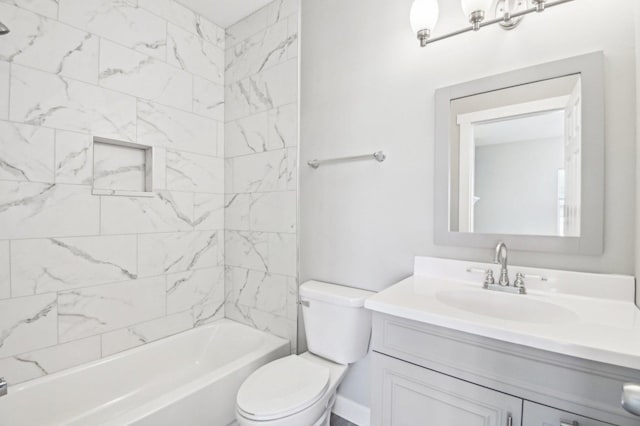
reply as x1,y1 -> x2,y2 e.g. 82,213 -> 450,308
224,0 -> 299,353
0,0 -> 226,385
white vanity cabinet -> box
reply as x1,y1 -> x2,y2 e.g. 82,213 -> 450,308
370,313 -> 637,426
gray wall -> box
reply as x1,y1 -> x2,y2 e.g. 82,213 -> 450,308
474,138 -> 564,235
300,0 -> 637,409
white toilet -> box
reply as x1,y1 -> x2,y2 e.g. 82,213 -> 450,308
235,280 -> 374,426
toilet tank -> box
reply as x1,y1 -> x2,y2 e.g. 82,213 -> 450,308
300,281 -> 375,365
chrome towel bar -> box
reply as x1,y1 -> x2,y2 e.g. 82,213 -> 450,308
307,151 -> 386,169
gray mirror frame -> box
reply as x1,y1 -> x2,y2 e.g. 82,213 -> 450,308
434,52 -> 605,254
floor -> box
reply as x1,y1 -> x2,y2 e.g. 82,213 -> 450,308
330,413 -> 358,426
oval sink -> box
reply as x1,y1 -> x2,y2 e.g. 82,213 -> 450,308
436,289 -> 580,324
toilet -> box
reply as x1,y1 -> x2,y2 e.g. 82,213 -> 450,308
235,280 -> 374,426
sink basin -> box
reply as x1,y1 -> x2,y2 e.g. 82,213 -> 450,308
436,289 -> 580,324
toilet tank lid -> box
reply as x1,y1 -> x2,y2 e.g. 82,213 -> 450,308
300,281 -> 375,307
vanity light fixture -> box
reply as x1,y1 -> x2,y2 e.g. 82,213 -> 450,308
410,0 -> 575,47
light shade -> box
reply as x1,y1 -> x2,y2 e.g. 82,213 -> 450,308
410,0 -> 439,34
461,0 -> 492,16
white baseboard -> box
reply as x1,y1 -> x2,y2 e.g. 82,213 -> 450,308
332,394 -> 370,426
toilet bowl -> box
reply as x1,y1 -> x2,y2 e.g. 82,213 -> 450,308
235,281 -> 374,426
236,352 -> 347,426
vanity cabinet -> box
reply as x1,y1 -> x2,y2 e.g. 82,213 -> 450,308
373,352 -> 522,426
370,313 -> 638,426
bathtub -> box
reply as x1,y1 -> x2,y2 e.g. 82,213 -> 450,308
0,319 -> 289,426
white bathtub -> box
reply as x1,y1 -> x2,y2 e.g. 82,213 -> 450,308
0,319 -> 289,426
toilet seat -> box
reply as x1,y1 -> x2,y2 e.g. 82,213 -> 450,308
236,355 -> 330,421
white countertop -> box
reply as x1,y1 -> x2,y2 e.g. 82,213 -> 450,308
365,257 -> 640,370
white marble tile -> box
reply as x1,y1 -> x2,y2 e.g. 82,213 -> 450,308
266,0 -> 299,26
0,241 -> 9,299
0,336 -> 100,385
11,235 -> 137,297
55,131 -> 93,185
0,61 -> 10,120
0,121 -> 54,183
225,231 -> 269,272
268,233 -> 297,276
230,148 -> 290,193
226,267 -> 290,317
225,58 -> 298,122
193,76 -> 224,121
224,193 -> 251,231
138,230 -> 219,277
0,182 -> 99,239
149,146 -> 167,191
100,190 -> 193,234
101,311 -> 193,357
250,191 -> 297,233
99,40 -> 192,111
225,7 -> 269,48
224,159 -> 233,193
11,65 -> 137,142
137,100 -> 217,156
58,276 -> 165,342
217,123 -> 225,159
0,0 -> 59,19
267,103 -> 297,150
93,142 -> 146,192
225,112 -> 268,158
166,267 -> 224,321
287,13 -> 298,60
0,3 -> 99,84
286,278 -> 298,321
194,193 -> 224,230
138,0 -> 224,48
0,293 -> 57,358
286,147 -> 297,190
166,150 -> 223,193
167,23 -> 224,85
225,19 -> 296,85
58,0 -> 166,60
225,300 -> 293,343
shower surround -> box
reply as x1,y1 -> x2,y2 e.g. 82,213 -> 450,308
0,0 -> 298,386
223,0 -> 299,353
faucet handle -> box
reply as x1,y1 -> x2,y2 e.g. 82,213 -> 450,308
513,272 -> 525,288
484,269 -> 495,286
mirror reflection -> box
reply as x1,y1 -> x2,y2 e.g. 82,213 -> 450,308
449,74 -> 582,237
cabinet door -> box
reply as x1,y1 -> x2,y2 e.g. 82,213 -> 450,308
371,352 -> 522,426
522,401 -> 614,426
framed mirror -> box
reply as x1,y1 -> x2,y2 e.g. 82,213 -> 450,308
434,52 -> 604,254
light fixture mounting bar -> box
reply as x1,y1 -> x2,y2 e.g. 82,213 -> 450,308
422,0 -> 575,46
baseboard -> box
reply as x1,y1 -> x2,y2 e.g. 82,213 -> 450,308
332,394 -> 370,426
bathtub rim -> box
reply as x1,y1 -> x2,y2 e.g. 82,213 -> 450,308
4,318 -> 289,399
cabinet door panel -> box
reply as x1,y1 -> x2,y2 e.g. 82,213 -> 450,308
372,353 -> 523,426
523,401 -> 615,426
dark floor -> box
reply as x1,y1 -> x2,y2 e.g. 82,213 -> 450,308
330,413 -> 358,426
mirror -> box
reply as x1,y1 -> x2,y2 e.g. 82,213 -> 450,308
449,74 -> 582,237
434,52 -> 604,254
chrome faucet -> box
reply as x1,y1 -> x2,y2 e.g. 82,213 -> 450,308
494,242 -> 509,286
0,377 -> 6,397
477,242 -> 526,295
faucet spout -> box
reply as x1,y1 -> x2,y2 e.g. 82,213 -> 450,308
494,242 -> 509,286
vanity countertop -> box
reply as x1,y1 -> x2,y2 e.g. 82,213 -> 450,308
365,256 -> 640,370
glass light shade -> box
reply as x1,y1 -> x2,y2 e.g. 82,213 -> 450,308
410,0 -> 439,33
460,0 -> 492,16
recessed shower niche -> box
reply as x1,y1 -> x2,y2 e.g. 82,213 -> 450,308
91,136 -> 166,197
